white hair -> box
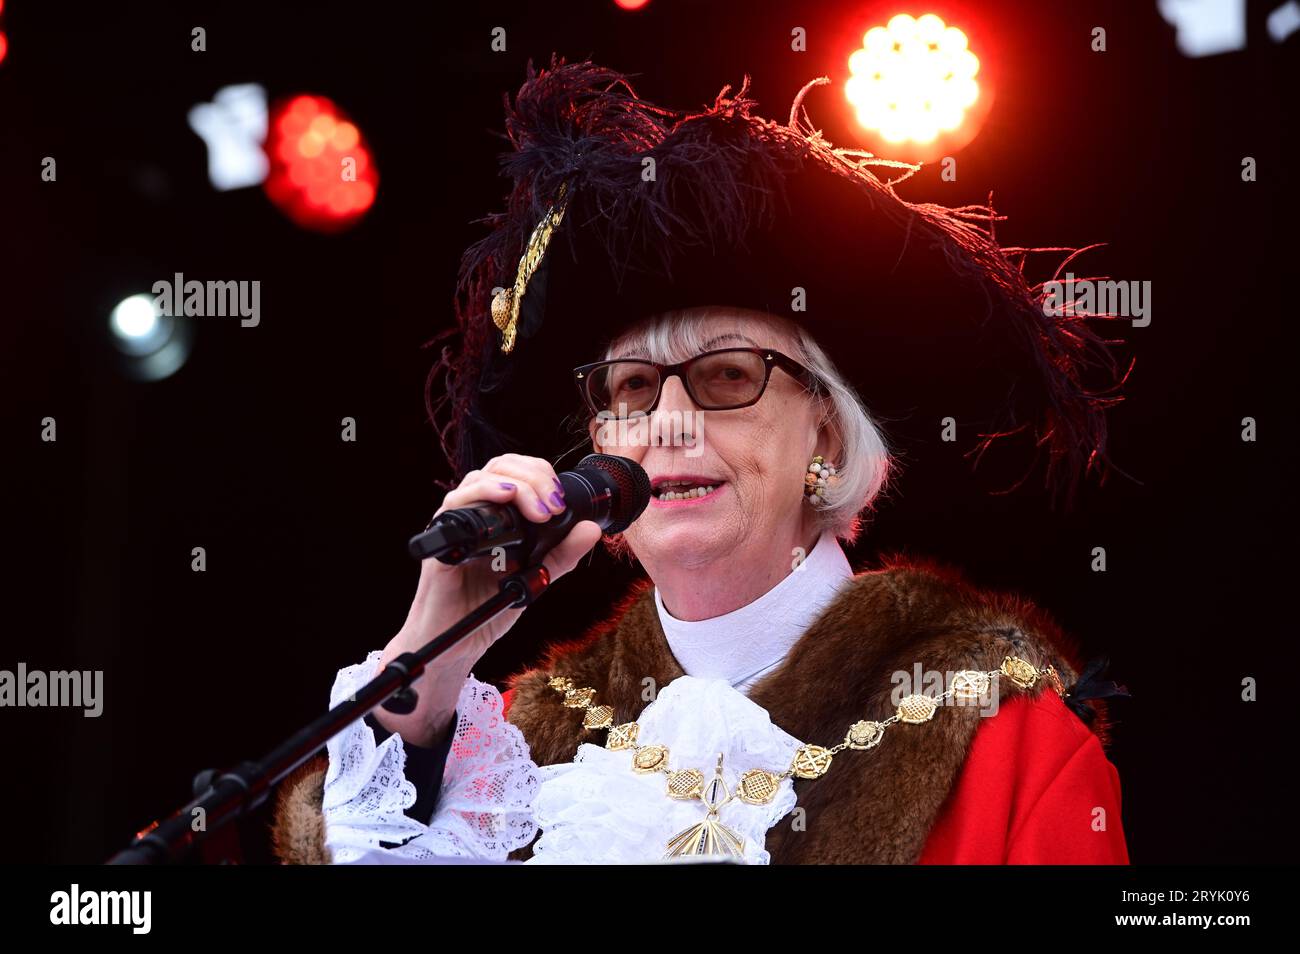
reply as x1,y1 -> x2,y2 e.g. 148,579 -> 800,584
600,306 -> 895,544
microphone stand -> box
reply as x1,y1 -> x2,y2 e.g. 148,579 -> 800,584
107,562 -> 551,865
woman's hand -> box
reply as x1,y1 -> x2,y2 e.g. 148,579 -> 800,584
372,455 -> 603,747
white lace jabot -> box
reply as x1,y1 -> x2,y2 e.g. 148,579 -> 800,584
654,531 -> 853,695
528,673 -> 803,864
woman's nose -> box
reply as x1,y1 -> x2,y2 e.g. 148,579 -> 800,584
656,373 -> 695,414
649,373 -> 700,447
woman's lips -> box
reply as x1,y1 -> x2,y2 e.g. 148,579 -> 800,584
649,482 -> 727,508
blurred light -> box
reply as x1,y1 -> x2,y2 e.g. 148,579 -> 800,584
109,294 -> 192,381
0,33 -> 8,67
264,94 -> 379,233
1157,0 -> 1245,57
111,295 -> 164,351
614,0 -> 651,9
846,13 -> 980,148
188,84 -> 270,191
1268,1 -> 1300,43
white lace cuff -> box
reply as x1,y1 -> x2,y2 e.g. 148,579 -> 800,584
322,650 -> 540,864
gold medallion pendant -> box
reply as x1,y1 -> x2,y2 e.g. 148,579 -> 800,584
664,817 -> 746,858
663,754 -> 747,859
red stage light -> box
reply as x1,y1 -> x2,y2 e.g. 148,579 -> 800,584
0,34 -> 8,67
614,0 -> 651,10
264,94 -> 378,232
845,13 -> 989,159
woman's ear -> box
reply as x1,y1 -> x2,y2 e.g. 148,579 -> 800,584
588,416 -> 603,454
813,399 -> 843,463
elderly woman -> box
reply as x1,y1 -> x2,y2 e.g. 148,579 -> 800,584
272,59 -> 1131,865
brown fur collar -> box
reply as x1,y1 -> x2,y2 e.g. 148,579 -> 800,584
272,553 -> 1110,865
271,758 -> 329,865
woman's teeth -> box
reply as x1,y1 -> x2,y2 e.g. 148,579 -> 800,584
656,484 -> 718,501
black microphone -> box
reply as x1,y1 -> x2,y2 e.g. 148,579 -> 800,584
408,454 -> 651,565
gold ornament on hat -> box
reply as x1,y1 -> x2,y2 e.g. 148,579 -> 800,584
491,180 -> 571,354
547,654 -> 1067,860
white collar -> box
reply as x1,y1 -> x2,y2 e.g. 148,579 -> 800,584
653,531 -> 854,695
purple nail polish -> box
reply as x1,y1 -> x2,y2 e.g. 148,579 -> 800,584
550,491 -> 565,509
499,481 -> 516,490
553,476 -> 564,496
538,498 -> 552,515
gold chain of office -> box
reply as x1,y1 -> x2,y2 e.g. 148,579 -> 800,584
545,656 -> 1065,858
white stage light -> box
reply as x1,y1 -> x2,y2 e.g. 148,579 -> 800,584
188,84 -> 270,191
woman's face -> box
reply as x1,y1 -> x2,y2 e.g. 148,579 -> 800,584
590,312 -> 834,574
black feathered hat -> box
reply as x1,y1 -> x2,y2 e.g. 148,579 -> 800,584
426,55 -> 1132,509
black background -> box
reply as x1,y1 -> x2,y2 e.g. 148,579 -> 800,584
1,0 -> 1295,864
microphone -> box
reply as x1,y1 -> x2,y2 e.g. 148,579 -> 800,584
408,454 -> 651,565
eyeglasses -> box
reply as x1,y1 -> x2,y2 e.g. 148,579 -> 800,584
573,347 -> 818,419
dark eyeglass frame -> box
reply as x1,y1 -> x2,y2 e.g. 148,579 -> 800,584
573,347 -> 818,418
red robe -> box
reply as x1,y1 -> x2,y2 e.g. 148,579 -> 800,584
918,686 -> 1129,863
501,681 -> 1129,865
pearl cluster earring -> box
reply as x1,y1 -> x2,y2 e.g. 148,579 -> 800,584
804,455 -> 838,507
